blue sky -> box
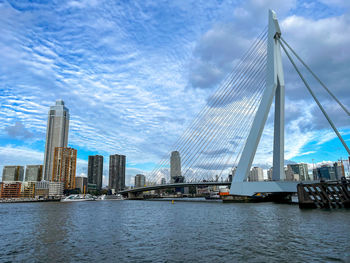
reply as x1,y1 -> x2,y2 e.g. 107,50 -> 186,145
1,0 -> 350,185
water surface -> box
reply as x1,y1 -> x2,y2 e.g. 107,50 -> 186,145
0,200 -> 349,262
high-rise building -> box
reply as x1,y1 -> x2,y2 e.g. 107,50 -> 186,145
109,154 -> 126,191
43,100 -> 70,181
286,163 -> 309,181
88,155 -> 103,190
334,161 -> 345,179
25,165 -> 43,181
170,151 -> 184,183
135,174 -> 146,188
52,147 -> 77,190
2,166 -> 24,182
161,177 -> 166,185
267,167 -> 273,181
248,167 -> 264,182
75,176 -> 88,194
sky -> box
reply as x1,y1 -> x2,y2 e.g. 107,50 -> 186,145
1,0 -> 350,185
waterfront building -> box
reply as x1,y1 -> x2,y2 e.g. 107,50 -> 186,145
109,154 -> 126,191
170,151 -> 184,183
286,163 -> 309,181
21,182 -> 36,198
43,100 -> 70,181
25,165 -> 43,181
88,155 -> 103,190
161,178 -> 166,185
48,182 -> 64,197
52,147 -> 77,190
2,166 -> 24,182
135,174 -> 146,188
87,183 -> 97,192
35,181 -> 50,198
0,182 -> 22,198
76,176 -> 88,194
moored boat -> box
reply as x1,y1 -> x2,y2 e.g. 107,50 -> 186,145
60,194 -> 95,202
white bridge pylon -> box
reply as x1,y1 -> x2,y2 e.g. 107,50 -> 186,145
230,10 -> 298,196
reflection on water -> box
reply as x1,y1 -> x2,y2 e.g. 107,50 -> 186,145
0,201 -> 349,262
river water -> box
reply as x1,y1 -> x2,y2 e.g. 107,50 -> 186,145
0,200 -> 349,262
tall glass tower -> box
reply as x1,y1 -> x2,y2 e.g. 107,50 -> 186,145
43,100 -> 69,181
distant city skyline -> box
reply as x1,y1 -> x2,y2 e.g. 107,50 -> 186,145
1,1 -> 350,185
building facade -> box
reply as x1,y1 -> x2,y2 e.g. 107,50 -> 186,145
0,182 -> 22,198
43,100 -> 70,181
161,178 -> 166,185
170,151 -> 184,183
2,166 -> 24,182
48,182 -> 64,197
286,163 -> 309,181
109,154 -> 126,191
75,176 -> 88,194
52,147 -> 77,190
135,174 -> 146,188
314,162 -> 345,181
25,165 -> 43,181
248,167 -> 264,182
87,155 -> 103,190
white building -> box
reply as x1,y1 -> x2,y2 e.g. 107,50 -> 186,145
248,167 -> 264,182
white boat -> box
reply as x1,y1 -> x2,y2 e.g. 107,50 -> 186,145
96,194 -> 106,200
60,194 -> 95,202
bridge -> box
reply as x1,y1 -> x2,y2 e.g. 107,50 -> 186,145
121,10 -> 350,199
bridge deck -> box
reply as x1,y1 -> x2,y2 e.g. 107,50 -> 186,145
119,182 -> 230,194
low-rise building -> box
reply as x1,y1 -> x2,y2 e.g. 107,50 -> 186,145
0,182 -> 22,198
49,182 -> 64,197
35,181 -> 49,198
21,182 -> 36,198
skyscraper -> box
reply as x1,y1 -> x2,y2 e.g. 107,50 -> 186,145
109,154 -> 126,191
43,100 -> 69,181
52,147 -> 77,190
134,174 -> 146,188
170,151 -> 183,183
88,155 -> 103,190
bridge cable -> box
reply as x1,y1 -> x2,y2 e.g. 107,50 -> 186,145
280,37 -> 350,117
279,39 -> 350,155
186,64 -> 266,181
181,49 -> 267,179
148,30 -> 268,182
150,31 -> 268,183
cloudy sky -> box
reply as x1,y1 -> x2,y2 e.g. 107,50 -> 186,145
1,0 -> 349,185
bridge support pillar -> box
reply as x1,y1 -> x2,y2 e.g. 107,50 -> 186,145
128,192 -> 144,200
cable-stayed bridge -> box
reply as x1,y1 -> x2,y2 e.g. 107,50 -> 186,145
121,10 -> 350,198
